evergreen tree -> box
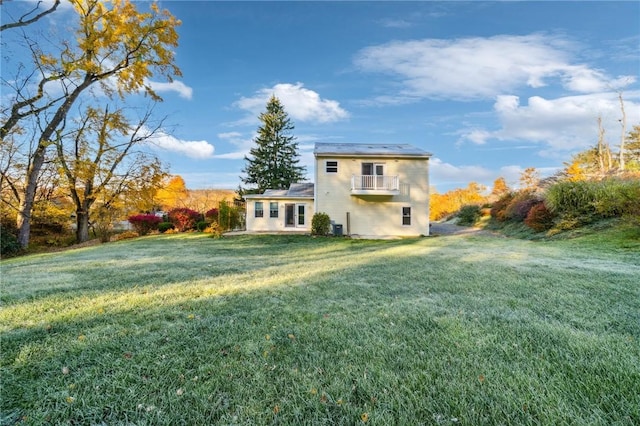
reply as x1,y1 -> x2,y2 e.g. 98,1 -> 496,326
240,96 -> 306,195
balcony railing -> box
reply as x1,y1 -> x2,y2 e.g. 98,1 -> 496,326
351,175 -> 399,195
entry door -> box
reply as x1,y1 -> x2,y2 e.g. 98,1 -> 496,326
296,204 -> 306,227
285,204 -> 295,227
284,203 -> 306,228
362,162 -> 385,189
374,164 -> 384,188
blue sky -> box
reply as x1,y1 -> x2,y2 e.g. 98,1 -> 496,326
4,1 -> 640,192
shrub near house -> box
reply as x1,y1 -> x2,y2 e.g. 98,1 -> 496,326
311,212 -> 331,236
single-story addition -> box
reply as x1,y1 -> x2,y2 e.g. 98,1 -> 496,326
244,142 -> 432,238
244,183 -> 315,233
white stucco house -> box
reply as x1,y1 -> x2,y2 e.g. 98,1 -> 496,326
244,142 -> 432,238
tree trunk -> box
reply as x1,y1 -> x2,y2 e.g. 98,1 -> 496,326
75,197 -> 96,243
75,209 -> 90,243
16,143 -> 48,248
596,117 -> 604,174
618,92 -> 627,172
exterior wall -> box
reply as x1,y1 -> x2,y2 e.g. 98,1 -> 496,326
245,198 -> 314,232
315,155 -> 430,238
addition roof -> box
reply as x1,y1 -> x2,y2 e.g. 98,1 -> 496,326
244,182 -> 314,199
314,142 -> 432,158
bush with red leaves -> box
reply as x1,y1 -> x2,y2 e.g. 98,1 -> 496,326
205,208 -> 219,222
168,207 -> 201,232
127,214 -> 162,235
505,191 -> 541,222
490,193 -> 515,222
525,202 -> 556,232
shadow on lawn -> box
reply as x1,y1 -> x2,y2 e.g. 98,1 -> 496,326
1,234 -> 427,304
2,233 -> 639,424
3,236 -> 442,423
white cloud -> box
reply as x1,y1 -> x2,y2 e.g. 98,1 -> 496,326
459,91 -> 640,153
147,80 -> 193,100
353,34 -> 637,102
147,130 -> 214,159
379,18 -> 412,29
233,83 -> 349,124
214,132 -> 254,159
430,158 -> 560,191
463,129 -> 493,145
430,157 -> 494,185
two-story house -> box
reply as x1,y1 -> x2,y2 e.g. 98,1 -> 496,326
244,142 -> 432,238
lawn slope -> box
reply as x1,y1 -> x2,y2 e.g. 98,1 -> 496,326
1,233 -> 639,425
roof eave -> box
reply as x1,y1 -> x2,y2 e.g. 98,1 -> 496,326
243,195 -> 314,200
314,152 -> 432,159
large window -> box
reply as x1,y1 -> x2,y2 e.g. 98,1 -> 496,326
402,207 -> 411,226
270,202 -> 278,218
255,202 -> 264,218
326,160 -> 338,173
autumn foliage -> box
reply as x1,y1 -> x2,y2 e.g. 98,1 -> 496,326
128,214 -> 162,235
156,176 -> 188,210
205,208 -> 219,222
505,191 -> 541,222
167,207 -> 201,232
429,182 -> 488,221
524,202 -> 556,232
490,193 -> 515,222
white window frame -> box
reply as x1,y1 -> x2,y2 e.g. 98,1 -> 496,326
255,201 -> 264,218
402,207 -> 411,226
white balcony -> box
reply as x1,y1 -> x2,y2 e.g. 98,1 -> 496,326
351,175 -> 400,195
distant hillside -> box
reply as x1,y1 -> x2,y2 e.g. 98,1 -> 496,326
183,189 -> 238,212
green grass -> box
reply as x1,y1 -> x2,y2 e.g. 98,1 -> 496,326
1,232 -> 639,425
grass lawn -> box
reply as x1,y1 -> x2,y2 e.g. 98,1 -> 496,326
1,230 -> 639,425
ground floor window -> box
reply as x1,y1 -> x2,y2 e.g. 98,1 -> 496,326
402,207 -> 411,225
255,202 -> 264,218
270,202 -> 278,218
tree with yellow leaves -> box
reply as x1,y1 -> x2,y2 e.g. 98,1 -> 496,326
519,167 -> 540,191
55,104 -> 168,243
429,182 -> 488,221
563,160 -> 586,182
1,0 -> 181,248
156,175 -> 189,211
489,177 -> 510,201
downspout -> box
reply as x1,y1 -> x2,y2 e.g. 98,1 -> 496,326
346,212 -> 351,236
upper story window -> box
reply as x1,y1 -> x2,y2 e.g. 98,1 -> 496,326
269,202 -> 278,218
255,201 -> 264,218
326,160 -> 338,173
402,207 -> 411,226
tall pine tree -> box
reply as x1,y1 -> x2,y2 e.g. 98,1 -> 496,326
240,96 -> 306,195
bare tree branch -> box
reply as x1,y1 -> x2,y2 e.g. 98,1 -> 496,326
0,0 -> 61,32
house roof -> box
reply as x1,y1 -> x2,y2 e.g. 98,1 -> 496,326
287,182 -> 315,196
244,182 -> 314,199
314,142 -> 432,158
